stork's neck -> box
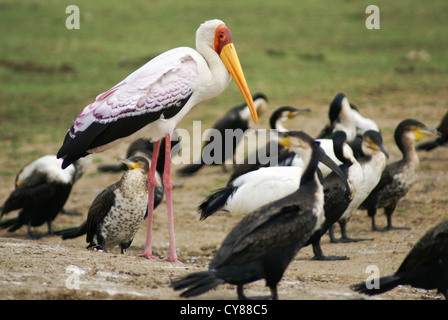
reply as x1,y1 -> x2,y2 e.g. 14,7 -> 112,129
197,43 -> 231,83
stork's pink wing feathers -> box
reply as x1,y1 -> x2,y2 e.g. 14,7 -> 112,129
70,48 -> 199,136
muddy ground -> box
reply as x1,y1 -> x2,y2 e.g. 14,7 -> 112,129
0,97 -> 447,302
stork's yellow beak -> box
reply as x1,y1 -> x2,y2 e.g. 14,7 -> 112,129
220,43 -> 258,124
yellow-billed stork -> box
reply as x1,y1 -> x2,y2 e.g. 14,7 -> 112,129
57,19 -> 259,262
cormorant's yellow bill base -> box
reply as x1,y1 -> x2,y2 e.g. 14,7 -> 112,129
277,135 -> 291,148
220,43 -> 258,124
415,127 -> 441,141
253,130 -> 291,148
118,157 -> 140,170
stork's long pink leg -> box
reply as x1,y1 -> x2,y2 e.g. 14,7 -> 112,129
163,133 -> 178,262
138,140 -> 161,260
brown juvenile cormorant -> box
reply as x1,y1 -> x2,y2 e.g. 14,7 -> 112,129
0,155 -> 89,239
417,110 -> 448,151
55,155 -> 163,241
172,131 -> 329,300
84,156 -> 151,254
351,220 -> 448,299
359,119 -> 440,231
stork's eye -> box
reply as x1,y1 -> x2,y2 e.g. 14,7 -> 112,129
214,25 -> 232,54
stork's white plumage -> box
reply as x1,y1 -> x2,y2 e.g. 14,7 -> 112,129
57,19 -> 258,262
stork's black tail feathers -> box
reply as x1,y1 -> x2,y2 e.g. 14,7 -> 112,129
171,270 -> 224,298
198,186 -> 236,221
351,275 -> 402,296
177,163 -> 204,176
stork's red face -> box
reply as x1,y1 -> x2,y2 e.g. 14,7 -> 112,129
214,24 -> 258,124
214,25 -> 233,55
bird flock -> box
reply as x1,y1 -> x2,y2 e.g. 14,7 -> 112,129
0,19 -> 447,300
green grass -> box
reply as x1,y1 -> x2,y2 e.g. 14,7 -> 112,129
1,0 -> 447,171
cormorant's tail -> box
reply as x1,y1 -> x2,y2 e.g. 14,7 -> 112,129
97,163 -> 127,173
171,270 -> 224,298
416,140 -> 439,151
54,221 -> 87,240
351,275 -> 402,296
177,163 -> 204,176
0,217 -> 21,232
198,186 -> 236,221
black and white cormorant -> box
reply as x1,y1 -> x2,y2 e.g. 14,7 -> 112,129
351,219 -> 448,299
330,130 -> 389,243
349,102 -> 380,136
317,93 -> 380,158
359,119 -> 440,231
417,110 -> 448,151
0,155 -> 90,239
171,131 -> 327,300
229,105 -> 310,182
55,20 -> 260,262
199,131 -> 350,261
308,131 -> 354,260
177,93 -> 268,175
269,133 -> 354,178
317,93 -> 357,142
198,131 -> 347,221
83,156 -> 152,254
